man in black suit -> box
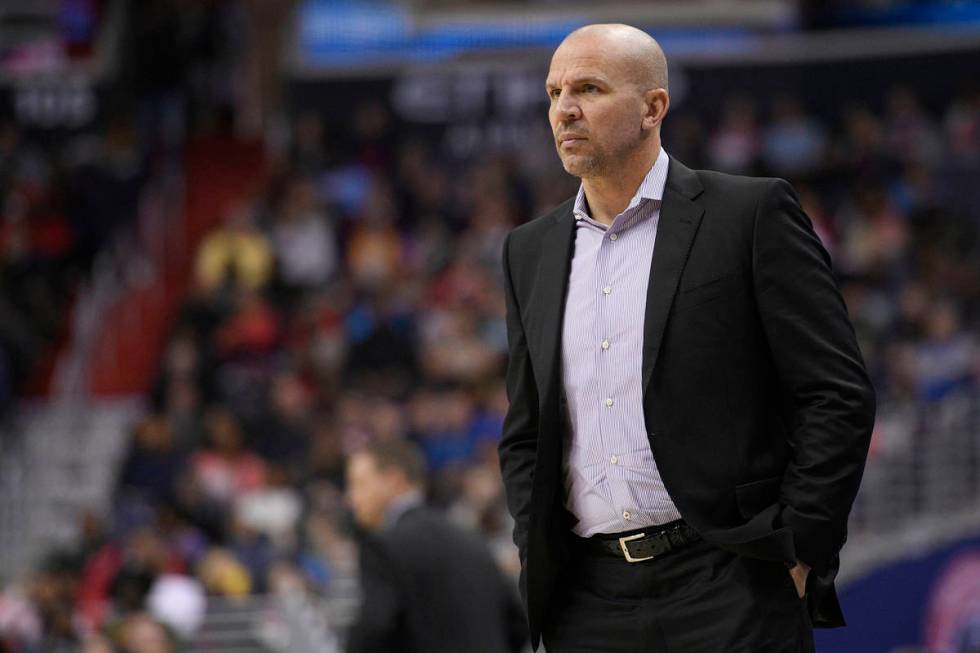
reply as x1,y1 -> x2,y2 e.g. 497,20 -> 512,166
345,438 -> 528,653
498,24 -> 876,652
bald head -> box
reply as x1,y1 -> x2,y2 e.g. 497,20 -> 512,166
556,24 -> 668,92
546,23 -> 670,183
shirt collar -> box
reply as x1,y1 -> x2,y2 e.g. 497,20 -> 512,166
572,146 -> 669,225
381,489 -> 424,531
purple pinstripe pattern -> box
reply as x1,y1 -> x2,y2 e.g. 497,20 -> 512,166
560,147 -> 683,537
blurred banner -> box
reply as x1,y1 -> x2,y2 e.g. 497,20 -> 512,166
817,534 -> 980,653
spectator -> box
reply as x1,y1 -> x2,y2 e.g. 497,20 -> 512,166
763,96 -> 827,176
196,548 -> 252,597
116,415 -> 184,508
707,96 -> 761,174
145,574 -> 206,640
912,299 -> 978,400
343,439 -> 527,653
188,408 -> 267,511
194,204 -> 273,295
271,175 -> 338,290
885,86 -> 943,166
345,184 -> 402,290
116,612 -> 176,653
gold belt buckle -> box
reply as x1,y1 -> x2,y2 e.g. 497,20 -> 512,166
618,532 -> 655,563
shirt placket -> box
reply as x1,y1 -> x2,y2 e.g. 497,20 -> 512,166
594,209 -> 637,529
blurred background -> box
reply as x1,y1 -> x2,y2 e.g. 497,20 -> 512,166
0,0 -> 978,651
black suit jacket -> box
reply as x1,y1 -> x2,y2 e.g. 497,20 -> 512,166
498,156 -> 876,650
346,505 -> 528,653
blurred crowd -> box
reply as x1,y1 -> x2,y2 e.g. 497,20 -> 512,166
2,55 -> 980,651
0,113 -> 150,415
0,0 -> 247,417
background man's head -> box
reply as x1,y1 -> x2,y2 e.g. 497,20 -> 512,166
547,24 -> 669,179
345,438 -> 427,531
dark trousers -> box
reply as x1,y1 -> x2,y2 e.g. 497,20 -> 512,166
541,532 -> 815,653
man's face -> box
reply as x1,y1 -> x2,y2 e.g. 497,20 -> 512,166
546,39 -> 648,179
345,453 -> 395,531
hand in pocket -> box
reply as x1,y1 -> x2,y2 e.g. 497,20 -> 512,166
788,560 -> 810,599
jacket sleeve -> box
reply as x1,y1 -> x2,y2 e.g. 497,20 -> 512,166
752,178 -> 877,577
498,230 -> 540,573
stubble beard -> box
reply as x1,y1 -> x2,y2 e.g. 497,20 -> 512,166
559,143 -> 607,179
558,127 -> 647,181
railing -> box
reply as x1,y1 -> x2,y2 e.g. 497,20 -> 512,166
0,164 -> 183,583
190,592 -> 344,653
0,417 -> 30,581
0,399 -> 142,582
842,388 -> 980,582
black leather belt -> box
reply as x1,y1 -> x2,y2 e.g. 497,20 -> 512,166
577,520 -> 702,563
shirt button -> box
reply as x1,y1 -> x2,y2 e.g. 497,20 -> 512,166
623,511 -> 631,520
610,455 -> 618,465
604,397 -> 614,407
609,233 -> 618,241
601,339 -> 610,350
602,286 -> 612,295
575,214 -> 583,221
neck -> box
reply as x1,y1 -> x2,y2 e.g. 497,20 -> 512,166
582,141 -> 660,226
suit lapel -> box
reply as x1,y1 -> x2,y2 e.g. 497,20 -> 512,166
526,158 -> 704,414
641,158 -> 705,397
527,203 -> 575,414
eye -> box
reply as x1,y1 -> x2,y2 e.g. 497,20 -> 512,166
548,88 -> 561,99
582,84 -> 599,93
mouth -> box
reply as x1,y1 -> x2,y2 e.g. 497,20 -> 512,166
558,134 -> 588,149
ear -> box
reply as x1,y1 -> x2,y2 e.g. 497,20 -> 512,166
642,88 -> 669,131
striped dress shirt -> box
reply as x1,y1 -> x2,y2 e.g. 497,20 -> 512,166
560,146 -> 683,537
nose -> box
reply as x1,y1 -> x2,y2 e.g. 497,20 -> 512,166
553,91 -> 581,122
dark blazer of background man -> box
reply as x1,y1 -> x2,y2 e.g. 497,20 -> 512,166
498,24 -> 877,652
345,439 -> 528,653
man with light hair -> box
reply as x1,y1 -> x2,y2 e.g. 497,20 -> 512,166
499,23 -> 875,651
345,439 -> 528,653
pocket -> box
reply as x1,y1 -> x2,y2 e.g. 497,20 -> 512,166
673,273 -> 738,312
752,556 -> 804,604
734,475 -> 781,520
